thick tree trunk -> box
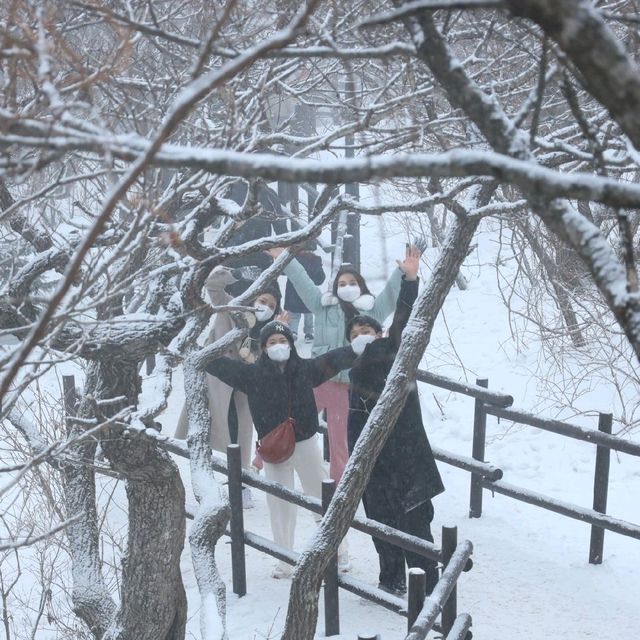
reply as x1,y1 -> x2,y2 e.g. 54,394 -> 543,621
64,365 -> 116,636
281,215 -> 479,639
69,359 -> 188,640
183,352 -> 230,640
101,440 -> 187,640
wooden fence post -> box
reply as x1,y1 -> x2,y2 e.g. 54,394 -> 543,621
469,379 -> 488,518
322,479 -> 340,637
589,412 -> 613,564
357,633 -> 380,640
407,568 -> 426,631
227,444 -> 246,596
441,525 -> 458,637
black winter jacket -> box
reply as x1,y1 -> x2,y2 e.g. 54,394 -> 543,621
284,251 -> 325,314
347,277 -> 444,512
206,346 -> 356,441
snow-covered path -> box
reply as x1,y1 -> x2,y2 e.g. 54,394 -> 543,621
172,444 -> 638,640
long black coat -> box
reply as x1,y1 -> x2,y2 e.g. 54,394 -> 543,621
206,346 -> 355,442
347,278 -> 444,512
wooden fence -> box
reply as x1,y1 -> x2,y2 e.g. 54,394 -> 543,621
62,373 -> 474,639
415,369 -> 640,564
190,443 -> 474,640
64,362 -> 640,637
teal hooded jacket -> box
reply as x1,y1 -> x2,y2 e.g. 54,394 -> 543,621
283,259 -> 403,383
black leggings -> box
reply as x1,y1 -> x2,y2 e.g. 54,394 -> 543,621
362,491 -> 439,593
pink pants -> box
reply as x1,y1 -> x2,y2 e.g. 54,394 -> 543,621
314,380 -> 350,482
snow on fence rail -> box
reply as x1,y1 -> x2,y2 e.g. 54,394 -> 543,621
415,369 -> 640,563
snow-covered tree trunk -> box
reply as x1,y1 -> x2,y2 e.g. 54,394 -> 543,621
183,351 -> 230,640
63,366 -> 116,636
281,214 -> 480,639
69,359 -> 188,640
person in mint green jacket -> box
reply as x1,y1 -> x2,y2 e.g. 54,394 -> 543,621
268,245 -> 420,485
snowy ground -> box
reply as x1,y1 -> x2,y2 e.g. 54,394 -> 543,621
159,216 -> 640,639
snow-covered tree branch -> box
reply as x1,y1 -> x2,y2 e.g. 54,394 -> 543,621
3,0 -> 640,637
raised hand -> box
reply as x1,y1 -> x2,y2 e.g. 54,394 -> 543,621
396,244 -> 421,281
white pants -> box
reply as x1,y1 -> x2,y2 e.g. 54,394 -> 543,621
263,435 -> 327,553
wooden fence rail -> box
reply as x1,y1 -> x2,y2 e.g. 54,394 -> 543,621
153,425 -> 472,639
414,368 -> 640,564
485,405 -> 640,456
405,540 -> 474,640
200,444 -> 471,639
415,370 -> 513,407
478,477 -> 640,540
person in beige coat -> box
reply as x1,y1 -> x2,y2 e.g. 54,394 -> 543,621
175,266 -> 282,506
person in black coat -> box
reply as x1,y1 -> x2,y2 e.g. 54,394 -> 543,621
284,246 -> 325,342
346,250 -> 444,596
205,320 -> 356,578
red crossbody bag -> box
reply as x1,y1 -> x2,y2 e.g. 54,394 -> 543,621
256,382 -> 296,464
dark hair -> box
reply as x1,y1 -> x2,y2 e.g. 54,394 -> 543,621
345,315 -> 383,341
256,279 -> 282,315
332,266 -> 372,323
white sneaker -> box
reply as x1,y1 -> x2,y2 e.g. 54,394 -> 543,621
242,487 -> 254,509
338,546 -> 352,573
271,563 -> 293,579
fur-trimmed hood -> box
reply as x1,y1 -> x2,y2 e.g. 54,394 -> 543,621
320,291 -> 375,311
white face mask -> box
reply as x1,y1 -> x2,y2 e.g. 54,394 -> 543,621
254,303 -> 275,322
351,334 -> 376,355
337,285 -> 361,303
266,343 -> 291,362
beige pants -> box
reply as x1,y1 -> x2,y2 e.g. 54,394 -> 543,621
175,374 -> 254,470
263,435 -> 327,553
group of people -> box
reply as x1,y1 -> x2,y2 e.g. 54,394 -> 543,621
175,241 -> 443,596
